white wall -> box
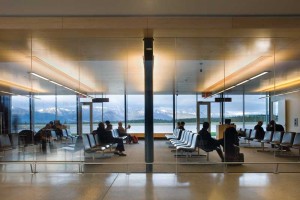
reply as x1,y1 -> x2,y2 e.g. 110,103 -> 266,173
273,92 -> 300,132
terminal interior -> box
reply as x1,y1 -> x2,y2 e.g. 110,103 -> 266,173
0,1 -> 300,199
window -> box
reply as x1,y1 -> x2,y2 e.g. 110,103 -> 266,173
154,95 -> 173,133
57,95 -> 77,134
245,95 -> 267,129
34,95 -> 55,132
103,95 -> 124,129
11,96 -> 30,133
197,95 -> 221,135
177,95 -> 196,132
127,95 -> 144,133
224,95 -> 243,129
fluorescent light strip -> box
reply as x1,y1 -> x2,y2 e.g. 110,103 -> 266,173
210,71 -> 269,97
0,90 -> 41,99
30,72 -> 92,98
260,88 -> 300,99
30,72 -> 49,81
235,79 -> 250,86
63,86 -> 74,92
49,80 -> 63,87
224,86 -> 236,91
0,90 -> 15,95
249,71 -> 269,80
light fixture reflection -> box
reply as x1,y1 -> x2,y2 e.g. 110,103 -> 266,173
249,71 -> 269,80
210,71 -> 269,97
30,72 -> 49,81
259,88 -> 300,99
49,80 -> 63,87
235,79 -> 250,86
29,72 -> 92,98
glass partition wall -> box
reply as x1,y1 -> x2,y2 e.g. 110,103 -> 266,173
2,34 -> 300,173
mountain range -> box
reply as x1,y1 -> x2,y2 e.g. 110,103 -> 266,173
12,105 -> 197,124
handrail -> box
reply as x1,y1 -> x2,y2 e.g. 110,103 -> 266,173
0,161 -> 300,174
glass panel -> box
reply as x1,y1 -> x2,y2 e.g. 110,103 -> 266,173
197,95 -> 221,135
245,94 -> 267,130
82,104 -> 91,134
177,95 -> 197,132
154,95 -> 173,133
102,95 -> 124,130
93,102 -> 103,130
56,95 -> 77,134
224,95 -> 243,129
127,95 -> 144,133
11,96 -> 30,133
34,95 -> 56,132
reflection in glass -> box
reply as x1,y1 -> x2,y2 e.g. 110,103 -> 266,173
11,96 -> 30,132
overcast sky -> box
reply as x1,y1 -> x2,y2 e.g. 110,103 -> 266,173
12,94 -> 266,116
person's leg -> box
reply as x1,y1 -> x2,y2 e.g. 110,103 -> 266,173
211,139 -> 224,162
216,147 -> 224,162
114,138 -> 126,156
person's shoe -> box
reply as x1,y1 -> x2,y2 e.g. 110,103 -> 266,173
114,151 -> 120,155
119,152 -> 127,156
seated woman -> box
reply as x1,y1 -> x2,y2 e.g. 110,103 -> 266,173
197,122 -> 224,162
117,121 -> 132,143
97,122 -> 126,156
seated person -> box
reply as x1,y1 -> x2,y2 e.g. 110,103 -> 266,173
105,120 -> 113,131
220,127 -> 241,162
34,123 -> 52,151
179,121 -> 185,130
19,129 -> 35,146
197,122 -> 224,162
117,121 -> 132,143
53,120 -> 66,140
266,120 -> 289,150
97,122 -> 126,156
266,120 -> 284,132
176,121 -> 181,129
254,121 -> 265,140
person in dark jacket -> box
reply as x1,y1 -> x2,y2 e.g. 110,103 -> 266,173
220,127 -> 241,162
266,120 -> 284,132
97,122 -> 126,156
198,122 -> 224,162
254,121 -> 265,140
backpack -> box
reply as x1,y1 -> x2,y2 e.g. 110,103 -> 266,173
132,135 -> 139,143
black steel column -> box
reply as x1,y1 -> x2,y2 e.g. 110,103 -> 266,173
76,95 -> 81,136
0,95 -> 11,134
144,38 -> 154,173
29,93 -> 35,146
173,92 -> 176,130
124,91 -> 127,128
220,93 -> 224,124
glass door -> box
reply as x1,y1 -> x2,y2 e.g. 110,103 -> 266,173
197,102 -> 211,133
78,102 -> 93,135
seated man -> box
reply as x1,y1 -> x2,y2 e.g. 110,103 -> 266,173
266,120 -> 284,132
266,120 -> 288,150
197,122 -> 224,162
254,121 -> 265,140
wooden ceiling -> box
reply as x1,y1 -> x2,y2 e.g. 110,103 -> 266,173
1,16 -> 300,96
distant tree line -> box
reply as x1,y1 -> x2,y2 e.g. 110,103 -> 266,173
122,114 -> 266,124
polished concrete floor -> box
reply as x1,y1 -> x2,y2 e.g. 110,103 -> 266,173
0,172 -> 300,200
1,139 -> 300,199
